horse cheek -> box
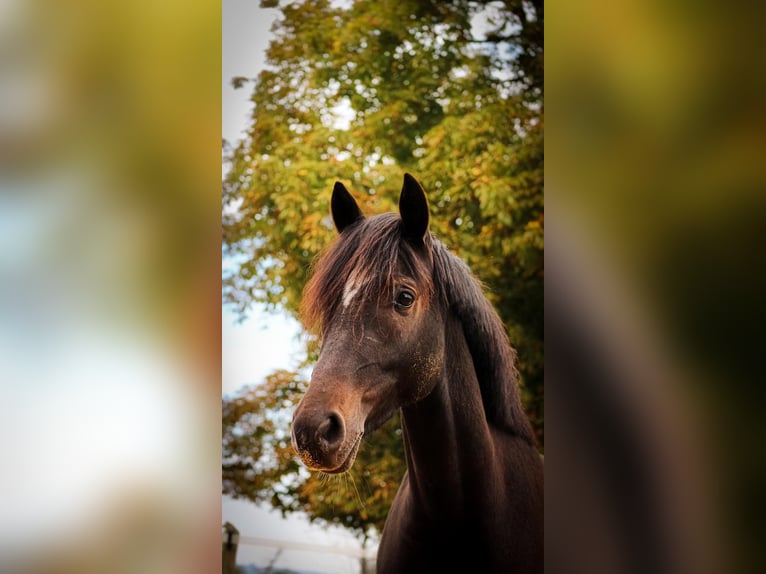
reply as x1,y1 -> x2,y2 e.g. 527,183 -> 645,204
400,329 -> 444,404
413,351 -> 443,401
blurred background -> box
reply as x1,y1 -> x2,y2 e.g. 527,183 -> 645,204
547,1 -> 766,573
0,0 -> 220,573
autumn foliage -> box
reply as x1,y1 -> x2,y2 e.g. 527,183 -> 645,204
223,0 -> 543,538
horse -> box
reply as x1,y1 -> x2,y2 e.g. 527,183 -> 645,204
291,174 -> 543,573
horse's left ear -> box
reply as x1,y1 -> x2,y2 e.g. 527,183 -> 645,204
399,173 -> 429,242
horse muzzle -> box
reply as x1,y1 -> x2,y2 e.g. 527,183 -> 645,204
291,407 -> 363,473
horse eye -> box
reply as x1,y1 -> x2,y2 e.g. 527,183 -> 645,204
395,289 -> 415,309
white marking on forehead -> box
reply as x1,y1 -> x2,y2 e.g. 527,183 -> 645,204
342,269 -> 366,308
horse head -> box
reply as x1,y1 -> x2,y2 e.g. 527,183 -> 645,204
291,174 -> 446,473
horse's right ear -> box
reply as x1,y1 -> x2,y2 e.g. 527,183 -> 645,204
331,181 -> 363,233
399,173 -> 429,242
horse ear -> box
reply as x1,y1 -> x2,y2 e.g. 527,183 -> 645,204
399,173 -> 429,242
331,181 -> 363,233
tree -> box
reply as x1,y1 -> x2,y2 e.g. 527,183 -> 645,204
223,0 -> 543,538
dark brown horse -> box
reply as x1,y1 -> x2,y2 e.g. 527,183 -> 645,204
291,174 -> 543,573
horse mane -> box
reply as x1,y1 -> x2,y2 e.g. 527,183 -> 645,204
301,213 -> 534,443
431,242 -> 535,443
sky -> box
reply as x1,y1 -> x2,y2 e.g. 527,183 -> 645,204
222,0 -> 279,147
222,3 -> 371,572
221,305 -> 304,397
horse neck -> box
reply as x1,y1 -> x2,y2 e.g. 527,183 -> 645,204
399,314 -> 503,515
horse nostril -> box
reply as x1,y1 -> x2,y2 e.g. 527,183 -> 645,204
317,412 -> 344,449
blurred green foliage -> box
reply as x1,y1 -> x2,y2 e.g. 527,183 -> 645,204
223,0 -> 543,538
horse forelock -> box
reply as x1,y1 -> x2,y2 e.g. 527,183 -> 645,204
301,213 -> 434,335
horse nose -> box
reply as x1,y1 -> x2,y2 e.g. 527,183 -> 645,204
292,410 -> 346,457
317,412 -> 344,450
